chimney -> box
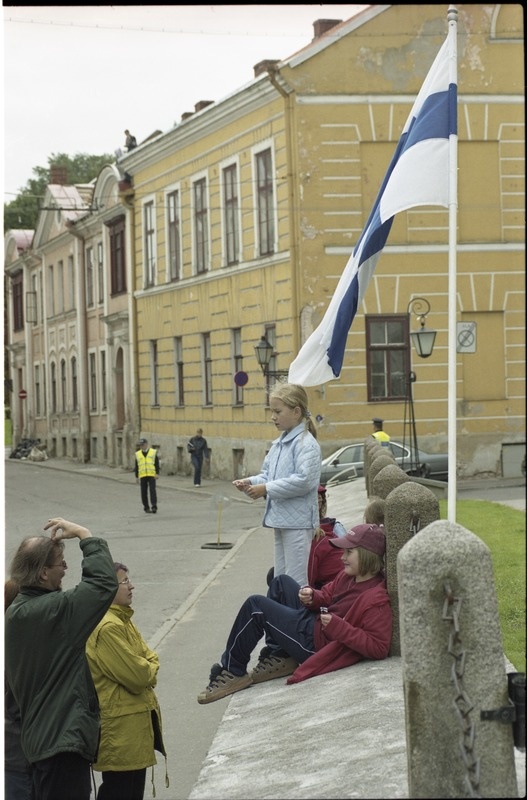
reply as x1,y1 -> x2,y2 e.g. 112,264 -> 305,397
49,164 -> 68,185
312,19 -> 342,39
194,100 -> 213,112
253,59 -> 280,78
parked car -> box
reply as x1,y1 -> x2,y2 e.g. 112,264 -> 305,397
320,441 -> 449,485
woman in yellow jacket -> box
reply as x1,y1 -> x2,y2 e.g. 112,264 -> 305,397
86,562 -> 168,800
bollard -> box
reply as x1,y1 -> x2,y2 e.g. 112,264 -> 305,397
398,520 -> 518,798
371,462 -> 410,501
384,481 -> 439,656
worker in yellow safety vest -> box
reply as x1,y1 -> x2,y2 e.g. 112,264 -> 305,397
134,438 -> 160,513
371,418 -> 390,446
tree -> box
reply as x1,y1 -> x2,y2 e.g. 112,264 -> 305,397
4,152 -> 114,231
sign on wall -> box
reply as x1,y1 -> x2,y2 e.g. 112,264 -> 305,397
456,322 -> 476,353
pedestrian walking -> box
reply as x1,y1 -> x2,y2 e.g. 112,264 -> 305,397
187,428 -> 210,487
233,382 -> 321,586
86,562 -> 168,800
4,517 -> 117,800
135,438 -> 160,513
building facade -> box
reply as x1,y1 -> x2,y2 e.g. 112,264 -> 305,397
5,165 -> 136,466
5,4 -> 525,479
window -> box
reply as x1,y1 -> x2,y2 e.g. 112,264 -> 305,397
202,333 -> 212,406
51,362 -> 57,413
97,242 -> 104,304
86,247 -> 94,307
193,177 -> 209,274
68,255 -> 75,309
31,273 -> 38,323
89,353 -> 97,411
34,365 -> 41,416
100,350 -> 107,410
47,265 -> 55,317
108,216 -> 126,295
232,328 -> 243,406
167,189 -> 181,281
60,359 -> 67,412
150,340 -> 159,406
42,364 -> 47,415
366,315 -> 409,401
71,357 -> 78,411
12,272 -> 24,331
174,337 -> 184,407
223,164 -> 239,265
57,261 -> 64,313
255,148 -> 275,256
144,201 -> 156,287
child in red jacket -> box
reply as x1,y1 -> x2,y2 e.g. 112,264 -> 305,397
197,524 -> 391,704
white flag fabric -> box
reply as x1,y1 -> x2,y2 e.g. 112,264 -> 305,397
288,36 -> 457,387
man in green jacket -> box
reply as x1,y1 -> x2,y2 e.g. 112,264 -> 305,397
5,517 -> 117,800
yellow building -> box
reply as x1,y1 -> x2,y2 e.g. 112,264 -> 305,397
5,5 -> 524,480
121,4 -> 524,479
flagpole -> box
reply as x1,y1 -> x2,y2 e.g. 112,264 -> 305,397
447,5 -> 458,523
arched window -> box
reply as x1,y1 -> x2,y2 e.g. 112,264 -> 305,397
51,363 -> 57,414
61,359 -> 67,412
71,357 -> 78,411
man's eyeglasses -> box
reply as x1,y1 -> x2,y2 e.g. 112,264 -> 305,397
118,577 -> 131,585
46,560 -> 67,569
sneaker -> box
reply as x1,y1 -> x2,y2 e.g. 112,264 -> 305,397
197,668 -> 252,704
144,508 -> 151,513
250,654 -> 298,684
194,483 -> 201,487
152,507 -> 157,514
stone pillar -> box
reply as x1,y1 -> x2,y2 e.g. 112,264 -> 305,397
369,452 -> 396,491
371,462 -> 409,500
363,438 -> 383,496
384,481 -> 440,656
398,520 -> 518,798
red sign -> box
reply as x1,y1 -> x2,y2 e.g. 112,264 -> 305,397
18,389 -> 27,399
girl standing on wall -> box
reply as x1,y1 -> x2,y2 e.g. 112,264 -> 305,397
233,383 -> 321,586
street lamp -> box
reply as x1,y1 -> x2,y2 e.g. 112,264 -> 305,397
408,298 -> 436,358
254,335 -> 288,380
403,298 -> 437,475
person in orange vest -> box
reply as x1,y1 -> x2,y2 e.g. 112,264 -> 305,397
134,439 -> 159,514
371,418 -> 390,446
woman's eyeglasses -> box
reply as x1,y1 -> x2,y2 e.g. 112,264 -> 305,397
118,577 -> 131,585
46,560 -> 67,568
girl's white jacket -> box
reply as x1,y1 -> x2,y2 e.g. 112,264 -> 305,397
248,422 -> 321,529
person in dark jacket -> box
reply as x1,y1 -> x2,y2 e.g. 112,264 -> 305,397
197,524 -> 391,704
4,517 -> 117,800
187,428 -> 210,486
4,579 -> 32,800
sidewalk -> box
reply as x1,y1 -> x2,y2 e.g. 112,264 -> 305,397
6,454 -> 525,798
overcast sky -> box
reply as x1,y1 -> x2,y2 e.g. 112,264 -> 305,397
3,4 -> 367,203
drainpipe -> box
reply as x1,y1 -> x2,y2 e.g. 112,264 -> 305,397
266,64 -> 301,358
118,181 -> 140,457
65,221 -> 90,462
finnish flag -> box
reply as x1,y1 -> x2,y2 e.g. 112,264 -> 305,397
288,36 -> 457,387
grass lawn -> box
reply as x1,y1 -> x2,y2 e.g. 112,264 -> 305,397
439,499 -> 526,672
